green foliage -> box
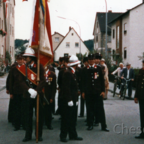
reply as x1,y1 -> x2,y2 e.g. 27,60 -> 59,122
5,51 -> 11,64
15,39 -> 29,49
84,39 -> 94,52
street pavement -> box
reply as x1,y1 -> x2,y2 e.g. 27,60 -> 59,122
0,73 -> 144,144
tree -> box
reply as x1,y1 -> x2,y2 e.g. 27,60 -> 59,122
5,51 -> 11,64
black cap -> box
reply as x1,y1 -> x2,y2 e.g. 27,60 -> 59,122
16,54 -> 23,60
64,57 -> 69,63
59,57 -> 64,62
88,54 -> 95,60
83,57 -> 88,63
95,53 -> 102,60
142,59 -> 144,63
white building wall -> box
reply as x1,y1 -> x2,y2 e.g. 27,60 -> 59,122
129,4 -> 144,68
54,29 -> 89,61
122,14 -> 130,65
0,3 -> 6,59
6,0 -> 15,63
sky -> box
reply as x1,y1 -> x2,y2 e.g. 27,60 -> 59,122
15,0 -> 142,41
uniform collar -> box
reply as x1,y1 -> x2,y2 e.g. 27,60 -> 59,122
70,67 -> 75,74
46,69 -> 49,74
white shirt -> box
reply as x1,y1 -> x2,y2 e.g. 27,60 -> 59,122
127,69 -> 130,79
112,67 -> 125,77
46,69 -> 49,75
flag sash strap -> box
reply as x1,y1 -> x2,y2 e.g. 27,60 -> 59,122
16,65 -> 37,86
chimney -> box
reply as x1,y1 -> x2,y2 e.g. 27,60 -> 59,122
108,10 -> 112,13
69,27 -> 72,31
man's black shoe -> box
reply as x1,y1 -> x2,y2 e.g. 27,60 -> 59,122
60,138 -> 67,142
38,137 -> 43,141
22,137 -> 32,142
14,128 -> 20,131
69,137 -> 83,140
47,125 -> 53,130
87,126 -> 93,130
102,128 -> 109,132
135,133 -> 144,139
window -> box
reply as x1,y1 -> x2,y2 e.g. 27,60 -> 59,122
108,35 -> 111,42
124,23 -> 127,35
71,33 -> 74,36
1,46 -> 4,57
97,22 -> 98,28
96,35 -> 98,42
55,37 -> 59,42
116,26 -> 119,49
12,7 -> 14,17
0,18 -> 1,29
64,53 -> 68,57
75,42 -> 79,47
113,29 -> 115,38
112,49 -> 115,59
66,42 -> 70,48
124,49 -> 127,59
2,20 -> 3,29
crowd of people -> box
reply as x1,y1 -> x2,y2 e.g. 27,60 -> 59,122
5,46 -> 144,142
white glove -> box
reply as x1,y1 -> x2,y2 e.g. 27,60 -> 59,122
68,101 -> 74,107
28,88 -> 37,99
76,101 -> 78,106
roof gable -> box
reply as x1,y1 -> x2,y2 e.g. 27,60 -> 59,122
52,32 -> 64,38
93,12 -> 123,34
54,27 -> 89,52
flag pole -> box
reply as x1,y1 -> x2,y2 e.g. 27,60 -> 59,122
36,0 -> 40,142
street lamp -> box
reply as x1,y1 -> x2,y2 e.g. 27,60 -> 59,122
105,0 -> 108,59
57,16 -> 81,58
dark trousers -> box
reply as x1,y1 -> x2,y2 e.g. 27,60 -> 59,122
44,103 -> 52,126
8,98 -> 14,123
13,94 -> 23,129
85,93 -> 107,129
60,100 -> 78,139
121,80 -> 133,97
80,96 -> 85,116
24,97 -> 44,138
139,99 -> 144,133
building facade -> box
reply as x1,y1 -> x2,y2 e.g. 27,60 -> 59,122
52,32 -> 64,51
6,0 -> 15,63
93,12 -> 122,56
0,1 -> 7,61
54,27 -> 89,61
110,2 -> 144,68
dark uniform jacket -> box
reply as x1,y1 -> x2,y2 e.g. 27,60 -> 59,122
58,66 -> 67,90
44,70 -> 56,101
61,67 -> 79,103
81,64 -> 105,95
18,63 -> 46,98
121,68 -> 135,79
9,65 -> 24,95
135,68 -> 144,99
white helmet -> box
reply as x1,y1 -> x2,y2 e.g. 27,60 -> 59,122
23,47 -> 36,57
68,55 -> 80,67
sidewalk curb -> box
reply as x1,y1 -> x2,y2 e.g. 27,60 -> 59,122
0,86 -> 6,92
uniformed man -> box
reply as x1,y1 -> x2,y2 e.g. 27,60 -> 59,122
60,55 -> 83,142
44,65 -> 56,130
81,54 -> 109,131
18,48 -> 45,142
134,60 -> 144,139
55,57 -> 69,116
7,61 -> 18,125
9,55 -> 24,131
78,57 -> 88,117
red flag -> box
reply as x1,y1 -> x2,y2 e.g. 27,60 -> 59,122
29,0 -> 53,66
